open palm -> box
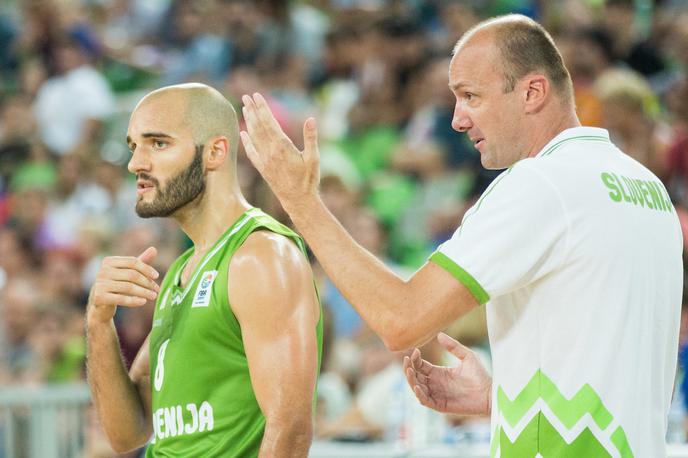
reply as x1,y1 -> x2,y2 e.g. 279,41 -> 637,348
403,333 -> 491,416
240,93 -> 320,209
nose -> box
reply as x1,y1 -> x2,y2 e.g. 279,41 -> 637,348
127,147 -> 151,175
451,100 -> 472,133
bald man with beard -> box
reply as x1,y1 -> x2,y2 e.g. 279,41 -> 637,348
86,83 -> 323,458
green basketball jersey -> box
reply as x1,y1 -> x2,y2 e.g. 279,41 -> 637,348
145,208 -> 323,457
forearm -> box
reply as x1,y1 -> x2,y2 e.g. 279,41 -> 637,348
258,417 -> 313,458
86,319 -> 149,451
285,195 -> 415,348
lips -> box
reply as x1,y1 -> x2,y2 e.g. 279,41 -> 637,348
137,181 -> 154,190
136,181 -> 155,195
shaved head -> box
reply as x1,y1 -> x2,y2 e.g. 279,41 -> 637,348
453,14 -> 572,101
128,83 -> 241,218
135,83 -> 240,158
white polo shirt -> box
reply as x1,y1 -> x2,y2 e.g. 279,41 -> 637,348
430,127 -> 682,457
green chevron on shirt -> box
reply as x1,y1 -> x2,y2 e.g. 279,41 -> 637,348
492,370 -> 633,458
498,413 -> 611,457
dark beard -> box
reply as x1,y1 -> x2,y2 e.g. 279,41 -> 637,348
135,145 -> 205,218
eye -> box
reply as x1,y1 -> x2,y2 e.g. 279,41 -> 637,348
153,140 -> 167,149
465,92 -> 475,101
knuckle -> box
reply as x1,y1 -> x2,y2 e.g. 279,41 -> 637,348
123,283 -> 136,294
96,266 -> 110,279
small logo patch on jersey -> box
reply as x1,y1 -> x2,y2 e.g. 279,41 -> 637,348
159,289 -> 171,311
171,290 -> 183,307
192,270 -> 217,308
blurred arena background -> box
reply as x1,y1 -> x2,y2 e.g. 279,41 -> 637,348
0,0 -> 688,456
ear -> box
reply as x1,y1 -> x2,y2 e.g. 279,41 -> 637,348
205,136 -> 230,171
522,73 -> 549,114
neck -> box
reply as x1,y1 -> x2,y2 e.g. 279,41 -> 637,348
526,102 -> 581,159
174,179 -> 251,253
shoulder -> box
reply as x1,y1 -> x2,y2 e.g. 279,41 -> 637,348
232,230 -> 309,273
228,231 -> 313,313
480,160 -> 559,203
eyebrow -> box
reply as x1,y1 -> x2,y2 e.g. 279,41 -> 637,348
126,132 -> 174,146
449,82 -> 468,91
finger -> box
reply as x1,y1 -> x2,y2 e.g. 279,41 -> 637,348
437,332 -> 471,359
241,99 -> 260,141
105,267 -> 159,292
103,280 -> 158,301
253,93 -> 285,133
413,369 -> 430,386
106,257 -> 159,280
404,366 -> 428,403
240,130 -> 264,171
404,361 -> 417,386
102,292 -> 148,307
413,384 -> 433,408
411,349 -> 434,376
253,95 -> 299,152
249,93 -> 298,155
242,95 -> 269,143
137,246 -> 157,265
302,117 -> 320,163
403,355 -> 412,372
242,93 -> 257,111
242,96 -> 270,150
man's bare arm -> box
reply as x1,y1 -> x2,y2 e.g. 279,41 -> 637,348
287,197 -> 477,351
241,94 -> 478,350
86,248 -> 159,452
229,231 -> 320,458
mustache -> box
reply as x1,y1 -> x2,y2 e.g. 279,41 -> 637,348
137,173 -> 160,187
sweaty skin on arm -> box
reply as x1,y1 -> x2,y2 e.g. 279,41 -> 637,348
290,199 -> 477,351
240,94 -> 478,351
229,231 -> 321,458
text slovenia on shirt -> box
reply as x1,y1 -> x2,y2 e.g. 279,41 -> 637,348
430,127 -> 683,458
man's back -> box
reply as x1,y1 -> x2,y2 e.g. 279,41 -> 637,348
434,127 -> 682,457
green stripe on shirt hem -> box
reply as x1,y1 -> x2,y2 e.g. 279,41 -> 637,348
429,252 -> 490,305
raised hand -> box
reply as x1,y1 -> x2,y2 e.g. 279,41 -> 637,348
87,247 -> 160,325
240,93 -> 320,210
403,332 -> 491,415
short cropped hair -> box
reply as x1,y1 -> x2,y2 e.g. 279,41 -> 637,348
455,15 -> 573,99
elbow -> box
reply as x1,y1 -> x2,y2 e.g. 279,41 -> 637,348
109,440 -> 140,454
379,321 -> 420,352
382,335 -> 415,353
106,431 -> 149,454
264,414 -> 314,448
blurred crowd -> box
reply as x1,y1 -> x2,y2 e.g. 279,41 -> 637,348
1,0 -> 688,455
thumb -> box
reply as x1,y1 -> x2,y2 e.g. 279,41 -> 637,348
138,246 -> 158,265
437,332 -> 471,359
302,117 -> 320,164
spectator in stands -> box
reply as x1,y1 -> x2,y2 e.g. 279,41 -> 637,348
596,68 -> 671,174
33,34 -> 115,156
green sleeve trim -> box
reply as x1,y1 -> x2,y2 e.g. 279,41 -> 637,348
429,251 -> 490,305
